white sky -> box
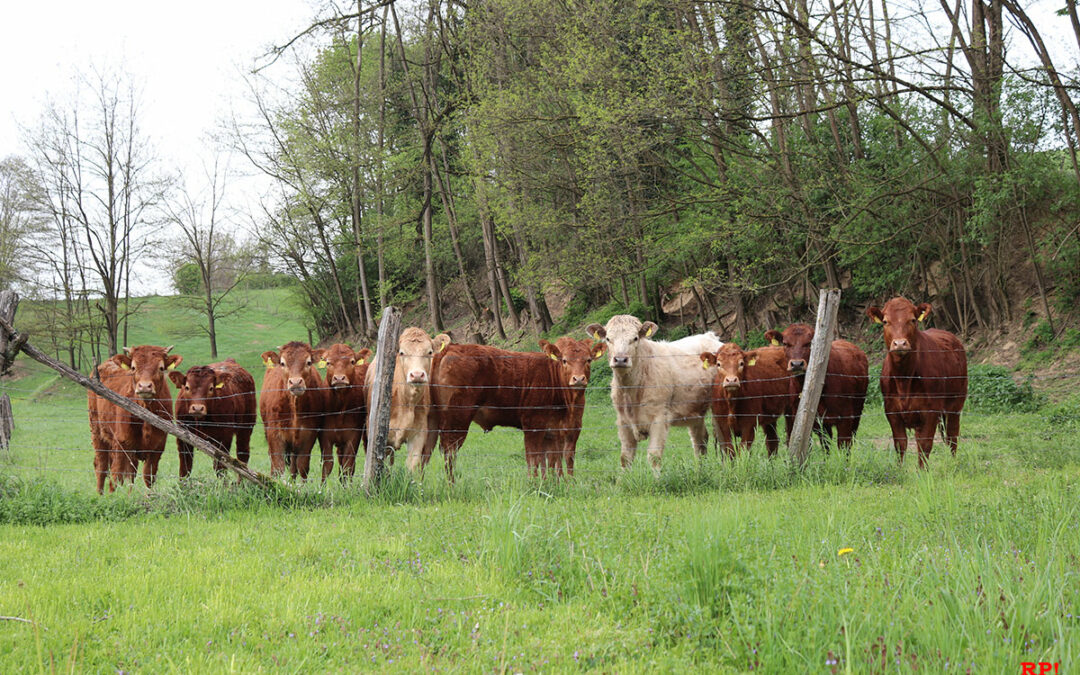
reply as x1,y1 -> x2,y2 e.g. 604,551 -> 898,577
0,1 -> 322,293
0,0 -> 317,165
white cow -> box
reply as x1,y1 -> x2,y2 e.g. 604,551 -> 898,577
586,315 -> 722,473
365,327 -> 451,471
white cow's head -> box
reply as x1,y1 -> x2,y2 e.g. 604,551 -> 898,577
586,315 -> 658,371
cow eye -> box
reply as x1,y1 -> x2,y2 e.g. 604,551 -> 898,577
349,358 -> 355,365
280,360 -> 286,367
399,350 -> 405,356
306,359 -> 312,366
428,350 -> 433,356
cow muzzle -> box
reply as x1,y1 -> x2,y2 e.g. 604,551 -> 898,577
188,404 -> 207,418
135,383 -> 155,399
287,377 -> 307,395
568,375 -> 587,388
788,359 -> 806,372
722,377 -> 741,392
889,339 -> 912,354
610,355 -> 631,369
406,370 -> 428,384
330,375 -> 349,388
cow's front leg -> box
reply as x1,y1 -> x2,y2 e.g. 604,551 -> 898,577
405,433 -> 426,474
646,419 -> 670,475
687,416 -> 708,457
617,421 -> 639,469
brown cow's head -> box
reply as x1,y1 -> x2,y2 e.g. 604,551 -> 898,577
700,343 -> 760,394
262,341 -> 324,396
765,323 -> 814,373
866,297 -> 931,357
321,343 -> 372,389
110,345 -> 182,400
539,337 -> 607,388
169,366 -> 230,418
398,328 -> 450,385
586,315 -> 657,371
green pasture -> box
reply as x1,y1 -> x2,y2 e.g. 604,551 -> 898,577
1,291 -> 1079,671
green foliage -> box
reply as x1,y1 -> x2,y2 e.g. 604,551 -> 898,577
967,366 -> 1044,413
171,262 -> 201,295
1024,319 -> 1056,352
0,476 -> 142,525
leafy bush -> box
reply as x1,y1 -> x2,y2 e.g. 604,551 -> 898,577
864,364 -> 1042,413
1023,319 -> 1054,353
172,262 -> 202,295
967,365 -> 1044,412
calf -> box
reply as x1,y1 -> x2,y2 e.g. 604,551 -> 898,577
764,324 -> 869,449
260,341 -> 327,479
170,359 -> 256,479
700,344 -> 790,456
365,328 -> 449,473
318,344 -> 372,481
88,345 -> 183,493
866,298 -> 967,468
427,337 -> 605,479
586,315 -> 722,473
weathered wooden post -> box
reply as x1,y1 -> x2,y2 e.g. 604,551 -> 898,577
788,288 -> 841,466
364,306 -> 401,493
0,290 -> 20,453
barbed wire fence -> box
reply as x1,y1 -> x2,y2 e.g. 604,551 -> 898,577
0,290 -> 1076,493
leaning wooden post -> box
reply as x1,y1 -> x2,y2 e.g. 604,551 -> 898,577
0,314 -> 276,490
788,288 -> 841,467
364,306 -> 401,494
0,290 -> 21,453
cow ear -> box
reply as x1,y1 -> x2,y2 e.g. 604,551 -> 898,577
166,354 -> 183,371
586,323 -> 606,340
168,370 -> 186,388
916,303 -> 932,322
765,329 -> 783,347
433,333 -> 452,352
745,350 -> 759,367
313,349 -> 327,369
214,372 -> 232,390
262,350 -> 279,368
591,342 -> 607,359
110,353 -> 132,370
866,306 -> 884,324
699,352 -> 716,369
639,321 -> 658,339
539,339 -> 561,360
355,348 -> 372,365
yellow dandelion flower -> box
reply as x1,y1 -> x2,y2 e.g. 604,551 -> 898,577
837,548 -> 854,557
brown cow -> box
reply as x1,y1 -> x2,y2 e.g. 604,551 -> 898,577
427,337 -> 605,480
169,359 -> 256,479
317,344 -> 372,481
88,345 -> 183,493
260,341 -> 327,479
365,328 -> 449,473
764,324 -> 869,450
866,298 -> 967,467
700,344 -> 790,457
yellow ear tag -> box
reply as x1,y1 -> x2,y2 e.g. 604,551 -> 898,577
264,357 -> 274,369
120,362 -> 130,370
871,315 -> 883,324
549,353 -> 558,361
645,327 -> 655,337
770,338 -> 780,346
317,359 -> 327,369
747,356 -> 757,367
357,358 -> 365,365
215,382 -> 225,389
439,341 -> 447,352
917,311 -> 928,322
701,359 -> 709,370
167,362 -> 178,371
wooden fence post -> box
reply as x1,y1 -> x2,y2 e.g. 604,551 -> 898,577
788,288 -> 841,467
0,290 -> 20,453
0,314 -> 276,490
364,306 -> 401,493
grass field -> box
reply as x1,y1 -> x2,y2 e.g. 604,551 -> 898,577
1,290 -> 1079,671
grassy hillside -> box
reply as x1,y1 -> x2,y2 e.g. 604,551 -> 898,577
1,288 -> 1079,670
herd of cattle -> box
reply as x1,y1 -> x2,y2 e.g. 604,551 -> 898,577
87,296 -> 969,493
